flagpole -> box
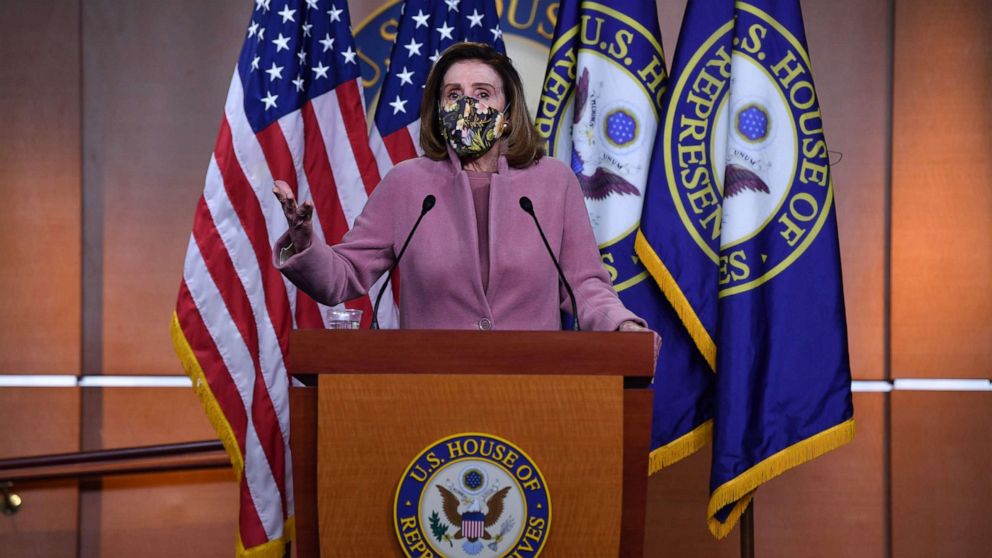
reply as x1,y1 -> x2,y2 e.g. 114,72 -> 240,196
740,500 -> 755,558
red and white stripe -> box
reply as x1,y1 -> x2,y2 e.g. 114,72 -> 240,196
463,518 -> 485,539
175,68 -> 395,551
370,120 -> 422,180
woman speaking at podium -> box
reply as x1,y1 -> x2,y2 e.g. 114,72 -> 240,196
273,42 -> 649,334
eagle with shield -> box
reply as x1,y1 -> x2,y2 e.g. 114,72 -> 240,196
437,481 -> 512,553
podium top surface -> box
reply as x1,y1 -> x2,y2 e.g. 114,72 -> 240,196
287,329 -> 655,378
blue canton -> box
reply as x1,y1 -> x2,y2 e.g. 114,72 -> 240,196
373,0 -> 506,136
237,0 -> 362,133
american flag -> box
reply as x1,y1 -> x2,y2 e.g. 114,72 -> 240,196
170,0 -> 394,555
370,0 -> 505,175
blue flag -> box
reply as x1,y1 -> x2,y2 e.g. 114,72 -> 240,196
639,0 -> 856,538
537,0 -> 715,472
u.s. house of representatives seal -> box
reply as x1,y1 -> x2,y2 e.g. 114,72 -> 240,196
394,433 -> 551,558
664,2 -> 834,297
536,2 -> 667,293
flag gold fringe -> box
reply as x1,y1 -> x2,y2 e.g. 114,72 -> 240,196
634,231 -> 717,372
237,517 -> 296,558
706,418 -> 856,539
171,312 -> 296,557
648,419 -> 713,475
170,312 -> 244,477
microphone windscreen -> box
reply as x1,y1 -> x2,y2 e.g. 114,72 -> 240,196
422,194 -> 436,212
519,196 -> 534,214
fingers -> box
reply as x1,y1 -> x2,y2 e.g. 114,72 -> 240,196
618,320 -> 647,332
273,180 -> 294,199
273,181 -> 306,224
295,201 -> 314,228
272,181 -> 296,208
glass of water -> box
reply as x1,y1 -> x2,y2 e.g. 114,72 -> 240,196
327,308 -> 362,329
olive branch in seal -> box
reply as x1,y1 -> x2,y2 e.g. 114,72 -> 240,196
428,511 -> 453,547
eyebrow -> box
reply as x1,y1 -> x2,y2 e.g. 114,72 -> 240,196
443,82 -> 496,89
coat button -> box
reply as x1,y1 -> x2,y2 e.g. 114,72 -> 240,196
478,317 -> 493,330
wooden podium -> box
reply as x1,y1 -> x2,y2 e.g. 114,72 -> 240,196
288,329 -> 655,557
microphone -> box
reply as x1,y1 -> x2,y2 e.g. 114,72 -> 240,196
519,196 -> 580,331
370,194 -> 437,329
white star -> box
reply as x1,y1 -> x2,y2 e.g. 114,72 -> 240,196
389,95 -> 408,114
278,5 -> 296,23
261,91 -> 278,109
429,49 -> 442,64
396,66 -> 414,86
444,0 -> 460,13
436,21 -> 454,40
297,49 -> 307,64
293,74 -> 305,92
265,62 -> 284,81
327,5 -> 343,22
404,38 -> 423,57
302,23 -> 313,37
489,26 -> 503,41
319,33 -> 335,52
467,9 -> 484,28
247,21 -> 259,38
412,9 -> 430,28
272,33 -> 291,52
305,0 -> 318,9
312,61 -> 330,79
341,46 -> 357,64
255,0 -> 271,12
251,56 -> 261,71
257,27 -> 266,40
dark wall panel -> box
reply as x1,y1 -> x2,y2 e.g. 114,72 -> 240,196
0,388 -> 81,557
644,393 -> 885,558
0,0 -> 81,373
644,446 -> 741,558
77,388 -> 237,558
891,0 -> 992,378
800,0 -> 890,380
753,393 -> 886,558
83,0 -> 247,375
891,391 -> 991,557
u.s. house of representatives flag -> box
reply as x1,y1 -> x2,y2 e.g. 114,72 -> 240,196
537,0 -> 715,472
370,0 -> 505,175
639,0 -> 855,538
170,1 -> 390,555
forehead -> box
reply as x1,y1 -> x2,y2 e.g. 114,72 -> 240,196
442,60 -> 502,89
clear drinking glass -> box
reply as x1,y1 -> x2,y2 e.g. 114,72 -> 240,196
327,308 -> 362,329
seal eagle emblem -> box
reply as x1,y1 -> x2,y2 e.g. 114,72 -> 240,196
394,433 -> 551,558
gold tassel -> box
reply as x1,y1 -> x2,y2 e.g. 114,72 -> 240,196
634,231 -> 717,372
706,419 -> 856,539
173,313 -> 298,555
237,518 -> 296,558
648,419 -> 713,475
170,312 -> 244,477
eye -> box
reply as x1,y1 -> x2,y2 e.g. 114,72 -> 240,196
477,91 -> 490,100
446,90 -> 461,100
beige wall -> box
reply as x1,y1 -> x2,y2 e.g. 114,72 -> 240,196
0,0 -> 989,557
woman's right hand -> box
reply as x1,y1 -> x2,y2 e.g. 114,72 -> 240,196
272,180 -> 314,252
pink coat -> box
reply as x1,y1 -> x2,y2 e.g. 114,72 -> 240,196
274,150 -> 644,331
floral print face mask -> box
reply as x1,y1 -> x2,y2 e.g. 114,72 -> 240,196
438,95 -> 508,158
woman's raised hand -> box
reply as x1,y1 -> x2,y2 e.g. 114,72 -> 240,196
272,180 -> 314,252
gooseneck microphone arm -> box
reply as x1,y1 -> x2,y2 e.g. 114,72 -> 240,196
519,196 -> 581,331
370,194 -> 437,330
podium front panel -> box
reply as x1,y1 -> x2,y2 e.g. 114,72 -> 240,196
316,374 -> 624,557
